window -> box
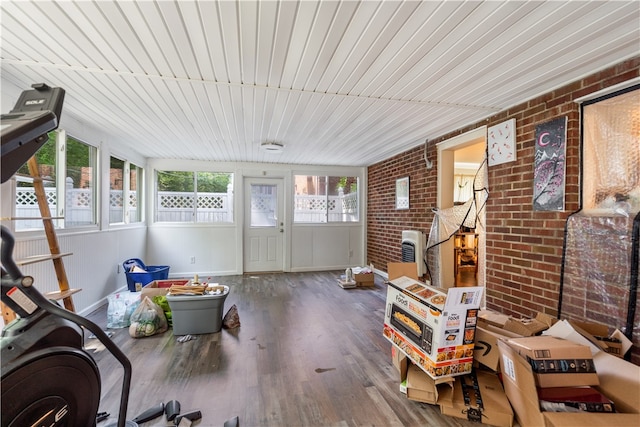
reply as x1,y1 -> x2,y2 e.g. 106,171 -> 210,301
15,133 -> 58,231
12,130 -> 143,231
65,136 -> 97,227
155,170 -> 234,223
14,131 -> 98,230
582,87 -> 640,212
109,157 -> 125,224
129,163 -> 143,223
109,157 -> 143,224
294,175 -> 359,223
454,174 -> 474,203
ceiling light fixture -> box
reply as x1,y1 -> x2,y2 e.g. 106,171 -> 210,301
260,141 -> 284,153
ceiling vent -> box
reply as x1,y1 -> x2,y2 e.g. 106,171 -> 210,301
260,141 -> 284,153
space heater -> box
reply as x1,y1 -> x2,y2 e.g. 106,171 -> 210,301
401,230 -> 426,277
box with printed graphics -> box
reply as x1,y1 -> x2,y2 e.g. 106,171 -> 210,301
382,276 -> 484,379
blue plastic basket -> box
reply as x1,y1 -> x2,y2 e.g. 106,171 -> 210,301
123,258 -> 170,291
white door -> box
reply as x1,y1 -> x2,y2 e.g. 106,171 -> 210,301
243,178 -> 284,273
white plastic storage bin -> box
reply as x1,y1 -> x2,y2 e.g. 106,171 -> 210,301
166,286 -> 229,335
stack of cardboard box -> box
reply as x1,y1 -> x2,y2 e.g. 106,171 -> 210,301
383,276 -> 484,378
391,341 -> 514,427
384,276 -> 514,427
473,308 -> 638,425
498,321 -> 639,426
385,288 -> 639,427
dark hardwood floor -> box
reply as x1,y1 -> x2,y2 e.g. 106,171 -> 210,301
86,272 -> 482,427
455,269 -> 478,287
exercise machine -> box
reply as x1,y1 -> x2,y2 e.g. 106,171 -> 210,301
1,84 -> 132,427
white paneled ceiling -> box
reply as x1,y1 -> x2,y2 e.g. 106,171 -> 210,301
1,0 -> 639,167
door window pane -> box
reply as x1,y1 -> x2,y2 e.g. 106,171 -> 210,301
250,184 -> 277,227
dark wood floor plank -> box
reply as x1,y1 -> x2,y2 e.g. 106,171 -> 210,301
86,271 -> 484,426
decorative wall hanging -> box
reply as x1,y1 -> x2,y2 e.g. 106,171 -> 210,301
533,116 -> 567,211
487,118 -> 516,166
396,177 -> 409,210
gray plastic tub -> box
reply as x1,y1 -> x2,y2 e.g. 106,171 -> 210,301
166,285 -> 229,335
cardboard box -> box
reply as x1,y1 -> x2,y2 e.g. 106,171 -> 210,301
354,272 -> 374,287
141,279 -> 188,299
478,322 -> 524,339
479,310 -> 556,336
537,386 -> 615,413
391,344 -> 408,393
568,320 -> 630,358
382,276 -> 484,379
503,312 -> 556,336
498,339 -> 640,427
479,309 -> 510,328
505,336 -> 598,388
473,324 -> 516,372
388,262 -> 419,281
438,369 -> 514,427
544,412 -> 640,427
405,362 -> 453,405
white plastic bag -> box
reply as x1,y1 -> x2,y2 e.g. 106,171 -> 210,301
129,296 -> 168,338
107,292 -> 140,329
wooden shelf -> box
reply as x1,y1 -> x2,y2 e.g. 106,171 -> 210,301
16,252 -> 73,266
45,288 -> 82,301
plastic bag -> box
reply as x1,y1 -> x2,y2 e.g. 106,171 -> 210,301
107,292 -> 140,329
152,295 -> 172,327
129,296 -> 168,338
222,304 -> 240,329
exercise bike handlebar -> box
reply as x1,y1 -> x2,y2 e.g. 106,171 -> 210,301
1,225 -> 132,427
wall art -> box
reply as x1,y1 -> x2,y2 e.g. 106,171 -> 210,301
396,177 -> 409,210
488,118 -> 516,166
533,116 -> 567,211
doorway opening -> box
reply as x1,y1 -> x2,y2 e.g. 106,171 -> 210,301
435,127 -> 487,290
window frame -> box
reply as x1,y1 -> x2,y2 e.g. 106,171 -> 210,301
108,156 -> 144,225
154,169 -> 235,224
62,133 -> 99,229
12,129 -> 100,232
293,174 -> 360,224
580,84 -> 640,212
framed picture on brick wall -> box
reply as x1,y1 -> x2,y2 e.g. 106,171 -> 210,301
533,116 -> 567,211
396,177 -> 409,210
488,118 -> 516,166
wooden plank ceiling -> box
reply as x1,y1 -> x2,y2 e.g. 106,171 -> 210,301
1,0 -> 639,167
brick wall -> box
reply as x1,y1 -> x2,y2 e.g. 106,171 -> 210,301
368,148 -> 436,267
367,57 -> 639,321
